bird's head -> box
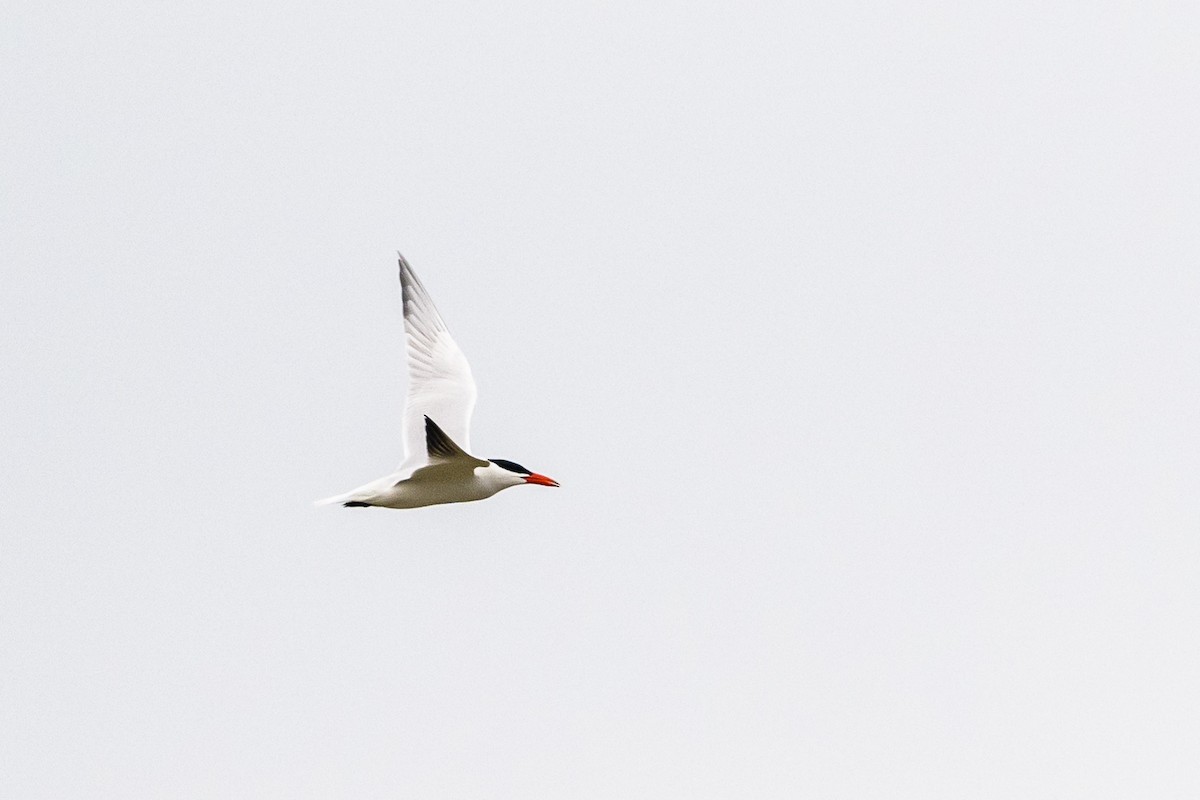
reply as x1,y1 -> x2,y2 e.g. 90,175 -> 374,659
489,458 -> 560,488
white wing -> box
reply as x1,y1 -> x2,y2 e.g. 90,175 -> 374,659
398,253 -> 477,468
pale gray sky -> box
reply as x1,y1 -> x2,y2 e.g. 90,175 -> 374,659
2,1 -> 1199,797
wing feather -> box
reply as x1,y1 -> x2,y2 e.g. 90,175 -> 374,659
398,253 -> 478,468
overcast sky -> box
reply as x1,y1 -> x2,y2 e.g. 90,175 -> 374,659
3,1 -> 1199,797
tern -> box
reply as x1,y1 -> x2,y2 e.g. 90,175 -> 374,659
317,253 -> 559,509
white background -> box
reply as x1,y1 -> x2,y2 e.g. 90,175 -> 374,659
3,2 -> 1198,796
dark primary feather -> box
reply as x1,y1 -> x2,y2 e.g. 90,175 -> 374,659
425,415 -> 468,460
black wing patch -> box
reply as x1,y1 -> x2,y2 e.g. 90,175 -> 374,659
425,415 -> 472,461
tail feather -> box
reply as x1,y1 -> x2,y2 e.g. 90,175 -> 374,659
314,491 -> 358,508
316,476 -> 394,508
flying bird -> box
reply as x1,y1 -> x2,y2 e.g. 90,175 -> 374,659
317,253 -> 559,509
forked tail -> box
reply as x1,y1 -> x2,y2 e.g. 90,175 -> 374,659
313,491 -> 370,508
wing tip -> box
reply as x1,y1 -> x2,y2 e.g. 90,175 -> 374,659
397,250 -> 427,307
398,251 -> 416,310
424,415 -> 471,461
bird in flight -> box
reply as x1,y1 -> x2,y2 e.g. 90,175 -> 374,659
317,253 -> 559,509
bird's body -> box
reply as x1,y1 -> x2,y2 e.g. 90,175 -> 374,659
332,459 -> 535,509
318,253 -> 558,510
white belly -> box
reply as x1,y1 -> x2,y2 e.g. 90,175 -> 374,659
357,465 -> 506,509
